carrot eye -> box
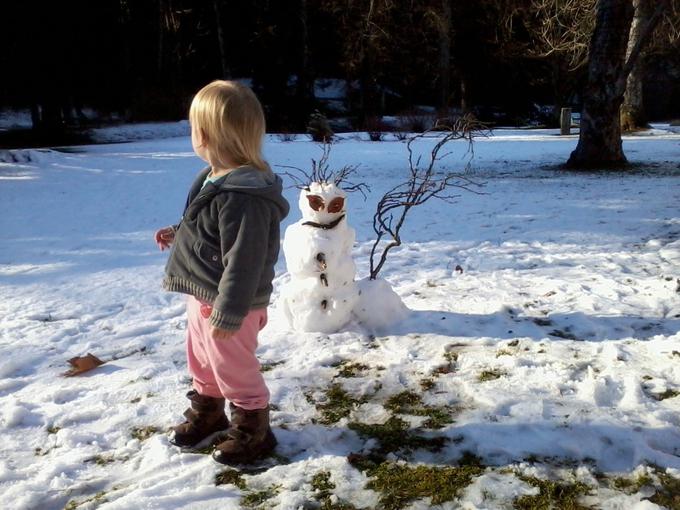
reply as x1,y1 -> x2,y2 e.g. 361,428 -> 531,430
307,195 -> 325,211
327,197 -> 345,213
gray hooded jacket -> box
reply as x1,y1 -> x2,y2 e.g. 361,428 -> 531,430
163,165 -> 290,330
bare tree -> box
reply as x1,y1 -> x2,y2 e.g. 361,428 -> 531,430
213,0 -> 230,79
566,0 -> 668,168
424,0 -> 453,110
622,0 -> 679,130
369,115 -> 486,280
497,0 -> 596,123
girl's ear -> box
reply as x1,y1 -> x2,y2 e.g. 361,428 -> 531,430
198,128 -> 209,147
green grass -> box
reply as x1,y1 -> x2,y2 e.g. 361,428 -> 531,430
419,378 -> 435,391
130,425 -> 160,441
336,361 -> 370,378
260,360 -> 284,372
215,468 -> 247,490
383,390 -> 454,429
364,462 -> 484,509
309,471 -> 359,509
241,485 -> 280,508
348,416 -> 447,455
478,369 -> 504,382
64,491 -> 108,509
513,476 -> 592,509
443,351 -> 459,363
316,383 -> 367,424
84,454 -> 117,466
652,389 -> 680,401
649,469 -> 680,509
549,329 -> 580,341
311,471 -> 335,499
611,473 -> 653,493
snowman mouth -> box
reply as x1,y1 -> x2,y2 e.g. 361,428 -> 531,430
301,214 -> 346,230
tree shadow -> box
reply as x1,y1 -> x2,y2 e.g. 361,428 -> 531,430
384,308 -> 680,342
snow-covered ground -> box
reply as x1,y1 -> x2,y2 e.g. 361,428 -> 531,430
1,128 -> 679,509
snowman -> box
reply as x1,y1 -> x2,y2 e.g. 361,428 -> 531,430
281,179 -> 359,333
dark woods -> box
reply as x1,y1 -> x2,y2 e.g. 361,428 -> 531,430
1,0 -> 679,134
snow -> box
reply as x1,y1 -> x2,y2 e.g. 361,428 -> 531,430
354,278 -> 409,332
1,127 -> 679,509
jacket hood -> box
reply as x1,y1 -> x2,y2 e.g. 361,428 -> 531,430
215,164 -> 289,218
215,165 -> 290,218
184,165 -> 290,219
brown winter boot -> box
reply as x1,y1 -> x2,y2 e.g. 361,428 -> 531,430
169,390 -> 230,448
212,404 -> 277,464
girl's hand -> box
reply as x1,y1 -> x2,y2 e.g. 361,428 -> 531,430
210,325 -> 233,341
154,226 -> 175,251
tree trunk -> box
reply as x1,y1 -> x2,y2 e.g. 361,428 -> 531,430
438,0 -> 452,110
621,0 -> 653,131
294,0 -> 314,130
158,0 -> 165,76
567,0 -> 635,168
213,0 -> 230,79
460,76 -> 471,114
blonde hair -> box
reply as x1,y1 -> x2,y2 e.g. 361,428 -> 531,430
189,80 -> 268,171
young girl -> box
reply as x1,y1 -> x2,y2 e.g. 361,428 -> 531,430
154,80 -> 289,465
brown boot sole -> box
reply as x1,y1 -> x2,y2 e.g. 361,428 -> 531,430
169,416 -> 230,448
211,431 -> 277,465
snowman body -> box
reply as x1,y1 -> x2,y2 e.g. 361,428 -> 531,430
281,182 -> 359,333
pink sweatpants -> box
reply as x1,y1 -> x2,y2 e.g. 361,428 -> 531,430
185,295 -> 270,410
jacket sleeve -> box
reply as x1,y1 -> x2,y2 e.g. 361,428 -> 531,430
209,195 -> 271,331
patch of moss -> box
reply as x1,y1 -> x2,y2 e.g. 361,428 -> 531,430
46,425 -> 61,434
611,473 -> 653,493
85,454 -> 117,466
384,391 -> 422,412
652,389 -> 680,401
349,416 -> 446,454
496,349 -> 514,357
419,378 -> 435,391
444,351 -> 459,363
365,462 -> 484,509
130,425 -> 160,441
649,470 -> 680,509
215,468 -> 247,490
316,383 -> 366,425
312,471 -> 335,499
384,390 -> 454,429
432,364 -> 453,376
64,491 -> 108,510
241,485 -> 280,508
549,329 -> 580,341
336,362 -> 370,378
308,471 -> 358,509
513,476 -> 592,510
478,369 -> 504,382
260,360 -> 284,372
457,451 -> 485,467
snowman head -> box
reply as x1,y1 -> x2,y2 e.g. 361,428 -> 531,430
298,181 -> 347,224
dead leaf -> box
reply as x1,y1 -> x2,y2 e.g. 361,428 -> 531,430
63,353 -> 105,377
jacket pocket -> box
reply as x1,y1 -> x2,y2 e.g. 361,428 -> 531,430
193,240 -> 223,269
